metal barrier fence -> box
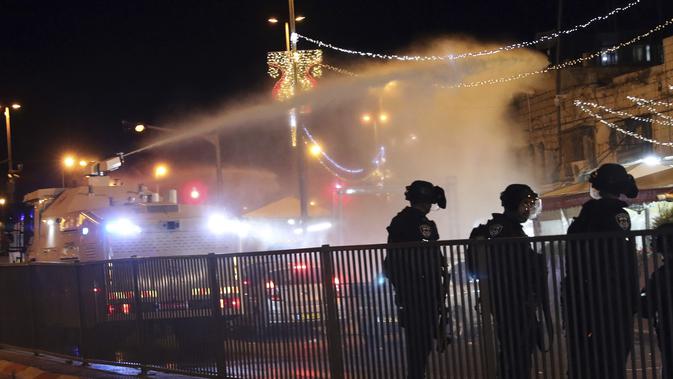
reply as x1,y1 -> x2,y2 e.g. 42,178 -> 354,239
0,230 -> 672,378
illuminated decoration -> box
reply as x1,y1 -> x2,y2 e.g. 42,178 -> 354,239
321,64 -> 358,77
311,17 -> 673,90
575,100 -> 673,147
302,127 -> 387,181
267,50 -> 323,101
295,0 -> 642,61
574,100 -> 673,127
440,17 -> 673,89
289,108 -> 298,147
628,96 -> 673,123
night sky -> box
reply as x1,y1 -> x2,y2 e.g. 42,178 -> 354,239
0,0 -> 669,197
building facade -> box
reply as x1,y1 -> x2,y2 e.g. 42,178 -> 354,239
515,34 -> 673,187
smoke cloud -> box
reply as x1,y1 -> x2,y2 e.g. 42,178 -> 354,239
126,36 -> 550,245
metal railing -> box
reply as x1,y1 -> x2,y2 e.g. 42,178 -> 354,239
0,230 -> 671,378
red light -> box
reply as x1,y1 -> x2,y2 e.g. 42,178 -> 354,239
190,187 -> 200,199
335,183 -> 343,189
231,299 -> 239,307
107,304 -> 115,315
293,264 -> 308,270
243,280 -> 249,285
93,287 -> 100,293
122,303 -> 130,314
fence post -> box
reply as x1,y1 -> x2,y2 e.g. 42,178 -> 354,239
207,253 -> 227,378
28,264 -> 40,355
474,241 -> 497,378
74,262 -> 89,366
131,258 -> 148,376
319,244 -> 345,379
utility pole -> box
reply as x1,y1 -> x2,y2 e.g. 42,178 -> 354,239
288,0 -> 309,223
555,0 -> 564,181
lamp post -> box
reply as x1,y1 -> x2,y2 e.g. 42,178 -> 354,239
154,163 -> 168,194
3,103 -> 21,202
128,121 -> 224,203
62,155 -> 76,188
268,5 -> 311,222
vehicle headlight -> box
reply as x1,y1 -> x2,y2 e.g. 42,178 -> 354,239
105,219 -> 141,236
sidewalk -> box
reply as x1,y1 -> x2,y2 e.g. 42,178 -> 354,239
0,348 -> 201,379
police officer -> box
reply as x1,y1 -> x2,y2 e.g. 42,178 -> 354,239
384,180 -> 447,379
467,184 -> 548,379
563,163 -> 639,379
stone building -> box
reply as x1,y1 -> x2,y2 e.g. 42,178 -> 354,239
515,34 -> 673,186
513,34 -> 673,234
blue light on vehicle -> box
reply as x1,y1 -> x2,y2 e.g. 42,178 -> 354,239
377,275 -> 386,286
105,218 -> 141,236
82,227 -> 89,236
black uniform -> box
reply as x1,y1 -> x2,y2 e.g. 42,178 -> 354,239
469,213 -> 547,379
564,198 -> 638,379
385,206 -> 443,379
642,263 -> 673,378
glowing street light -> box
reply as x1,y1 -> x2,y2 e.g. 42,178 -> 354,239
154,164 -> 168,179
10,104 -> 20,110
379,113 -> 389,123
361,113 -> 372,123
79,159 -> 88,167
63,156 -> 76,168
134,124 -> 146,133
0,198 -> 6,206
309,143 -> 322,157
267,17 -> 279,24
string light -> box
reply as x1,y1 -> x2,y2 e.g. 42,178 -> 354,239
627,96 -> 673,123
296,0 -> 642,62
575,100 -> 673,147
303,127 -> 364,174
267,50 -> 323,101
442,17 -> 673,89
321,64 -> 358,77
575,100 -> 673,127
315,18 -> 673,90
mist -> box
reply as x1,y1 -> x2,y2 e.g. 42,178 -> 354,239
124,36 -> 550,245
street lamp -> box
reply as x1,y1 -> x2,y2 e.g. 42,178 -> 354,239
309,143 -> 322,157
2,102 -> 21,203
154,164 -> 168,179
268,4 -> 311,222
0,198 -> 6,206
126,121 -> 224,203
62,155 -> 76,188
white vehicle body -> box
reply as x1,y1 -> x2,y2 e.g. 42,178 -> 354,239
24,179 -> 239,262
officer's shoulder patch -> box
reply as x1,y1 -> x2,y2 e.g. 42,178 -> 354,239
488,223 -> 503,237
615,212 -> 631,231
419,224 -> 433,239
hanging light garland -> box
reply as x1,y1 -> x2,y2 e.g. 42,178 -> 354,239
575,100 -> 673,127
627,96 -> 673,122
314,17 -> 673,90
302,127 -> 387,180
296,0 -> 642,62
575,100 -> 673,146
442,17 -> 673,89
321,64 -> 358,77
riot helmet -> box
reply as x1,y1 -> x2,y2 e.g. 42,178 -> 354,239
405,180 -> 447,209
589,163 -> 638,199
500,184 -> 542,222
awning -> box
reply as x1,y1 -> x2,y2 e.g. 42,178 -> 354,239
542,163 -> 673,211
242,196 -> 331,219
